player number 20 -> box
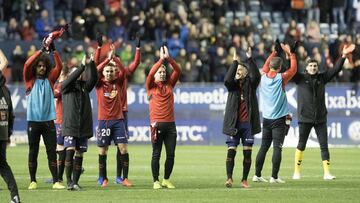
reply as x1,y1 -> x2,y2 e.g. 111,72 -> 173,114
101,128 -> 111,137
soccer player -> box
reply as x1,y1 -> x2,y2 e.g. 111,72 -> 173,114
146,46 -> 181,189
94,34 -> 141,185
292,44 -> 355,180
62,54 -> 97,190
223,47 -> 261,188
115,36 -> 141,185
53,67 -> 69,183
95,44 -> 133,187
0,49 -> 21,203
253,42 -> 297,183
23,41 -> 65,190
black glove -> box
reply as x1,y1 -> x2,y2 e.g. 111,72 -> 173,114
136,33 -> 141,48
275,39 -> 282,54
96,33 -> 103,47
49,42 -> 56,52
291,41 -> 299,54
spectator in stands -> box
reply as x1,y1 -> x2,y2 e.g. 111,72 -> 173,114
306,21 -> 321,52
93,15 -> 108,39
332,0 -> 346,31
108,17 -> 127,42
285,20 -> 302,43
168,32 -> 184,58
7,18 -> 21,40
35,10 -> 54,39
230,18 -> 243,38
212,46 -> 227,82
119,43 -> 133,67
20,19 -> 35,42
182,52 -> 201,82
71,15 -> 86,41
11,45 -> 26,83
307,0 -> 320,23
27,45 -> 37,58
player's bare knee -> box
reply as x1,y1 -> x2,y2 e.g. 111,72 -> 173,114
228,146 -> 237,151
75,151 -> 83,157
56,144 -> 64,151
243,146 -> 252,150
118,144 -> 128,154
98,147 -> 108,155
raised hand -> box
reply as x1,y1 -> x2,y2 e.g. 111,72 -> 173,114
136,33 -> 141,48
81,54 -> 86,66
164,46 -> 169,59
281,43 -> 291,56
160,47 -> 164,59
342,44 -> 356,56
49,42 -> 56,52
97,33 -> 103,47
275,39 -> 282,54
233,48 -> 238,61
290,41 -> 299,54
246,47 -> 252,58
108,44 -> 115,60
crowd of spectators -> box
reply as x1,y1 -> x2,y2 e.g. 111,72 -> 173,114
0,0 -> 359,85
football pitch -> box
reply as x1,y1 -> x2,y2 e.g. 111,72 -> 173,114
1,145 -> 360,203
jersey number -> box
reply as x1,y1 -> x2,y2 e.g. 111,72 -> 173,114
101,128 -> 111,137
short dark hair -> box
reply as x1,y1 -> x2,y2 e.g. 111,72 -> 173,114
269,57 -> 283,70
306,58 -> 319,66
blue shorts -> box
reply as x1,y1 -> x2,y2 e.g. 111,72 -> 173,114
55,123 -> 64,145
96,119 -> 127,147
226,122 -> 254,147
123,111 -> 129,137
64,136 -> 88,152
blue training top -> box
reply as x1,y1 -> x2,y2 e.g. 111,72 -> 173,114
27,79 -> 56,121
260,73 -> 289,119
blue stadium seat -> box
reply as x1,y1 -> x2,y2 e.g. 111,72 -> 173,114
260,12 -> 271,22
330,23 -> 338,34
0,22 -> 7,41
320,23 -> 330,35
248,11 -> 259,24
236,11 -> 246,20
272,12 -> 284,24
281,23 -> 289,33
249,0 -> 261,12
225,11 -> 234,24
271,23 -> 281,37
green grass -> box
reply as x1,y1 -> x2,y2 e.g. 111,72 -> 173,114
1,145 -> 360,203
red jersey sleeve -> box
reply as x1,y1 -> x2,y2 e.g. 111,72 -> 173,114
126,47 -> 141,78
168,57 -> 181,87
113,56 -> 126,81
281,53 -> 297,85
48,51 -> 63,84
94,47 -> 101,66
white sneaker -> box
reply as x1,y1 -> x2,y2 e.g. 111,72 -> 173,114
292,173 -> 301,180
252,175 -> 268,182
323,174 -> 336,180
269,177 -> 285,183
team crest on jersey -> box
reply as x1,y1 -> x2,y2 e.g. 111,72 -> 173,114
104,89 -> 118,99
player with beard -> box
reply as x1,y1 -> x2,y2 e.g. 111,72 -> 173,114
62,55 -> 97,190
95,44 -> 133,187
223,48 -> 261,188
